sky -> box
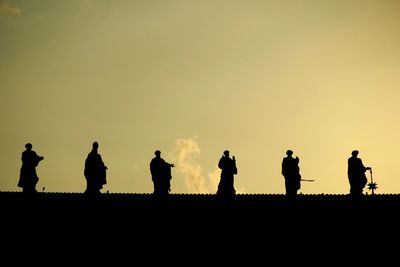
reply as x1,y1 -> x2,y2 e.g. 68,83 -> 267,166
1,0 -> 400,194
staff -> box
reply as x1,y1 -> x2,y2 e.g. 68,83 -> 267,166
367,167 -> 378,195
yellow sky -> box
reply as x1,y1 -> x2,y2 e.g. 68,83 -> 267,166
1,0 -> 400,194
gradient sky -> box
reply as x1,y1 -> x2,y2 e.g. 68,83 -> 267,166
1,0 -> 400,194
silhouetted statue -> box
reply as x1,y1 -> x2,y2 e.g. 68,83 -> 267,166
84,142 -> 107,194
150,150 -> 174,195
347,150 -> 370,196
282,150 -> 301,197
217,150 -> 237,197
18,143 -> 44,193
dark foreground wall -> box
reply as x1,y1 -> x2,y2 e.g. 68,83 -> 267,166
1,192 -> 399,263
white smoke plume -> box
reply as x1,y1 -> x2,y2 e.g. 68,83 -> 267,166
172,137 -> 220,194
0,3 -> 21,17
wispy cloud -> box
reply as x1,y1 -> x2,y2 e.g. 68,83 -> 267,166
0,2 -> 21,17
172,137 -> 220,194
